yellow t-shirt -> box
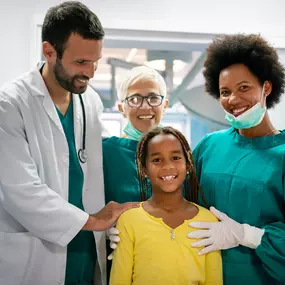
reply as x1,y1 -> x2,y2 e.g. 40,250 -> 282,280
110,202 -> 223,285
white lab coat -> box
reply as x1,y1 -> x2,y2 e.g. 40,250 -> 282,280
0,63 -> 109,285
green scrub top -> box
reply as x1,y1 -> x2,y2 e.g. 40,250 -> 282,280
103,136 -> 142,204
193,127 -> 285,285
56,100 -> 97,285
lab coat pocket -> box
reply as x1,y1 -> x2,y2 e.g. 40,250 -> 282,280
0,232 -> 34,285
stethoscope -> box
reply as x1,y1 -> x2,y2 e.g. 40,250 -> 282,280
77,94 -> 87,163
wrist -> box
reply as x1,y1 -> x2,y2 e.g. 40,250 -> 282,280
82,215 -> 97,231
240,224 -> 265,249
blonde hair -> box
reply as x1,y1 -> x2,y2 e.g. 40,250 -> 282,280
117,66 -> 167,101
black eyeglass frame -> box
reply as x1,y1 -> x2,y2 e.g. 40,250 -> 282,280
122,94 -> 165,108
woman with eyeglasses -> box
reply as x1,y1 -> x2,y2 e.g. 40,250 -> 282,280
102,66 -> 168,273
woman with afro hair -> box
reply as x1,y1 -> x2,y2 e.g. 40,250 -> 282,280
188,34 -> 285,285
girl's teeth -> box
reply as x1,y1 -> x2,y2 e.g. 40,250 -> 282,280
162,176 -> 175,181
139,116 -> 153,119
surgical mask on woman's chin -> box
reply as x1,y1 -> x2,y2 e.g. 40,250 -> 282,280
123,121 -> 163,141
123,122 -> 143,141
224,102 -> 267,129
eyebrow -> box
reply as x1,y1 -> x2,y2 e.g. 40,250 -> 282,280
220,80 -> 251,89
236,80 -> 251,85
128,92 -> 160,97
74,55 -> 103,62
150,150 -> 183,156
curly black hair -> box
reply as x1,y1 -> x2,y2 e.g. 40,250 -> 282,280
203,34 -> 285,109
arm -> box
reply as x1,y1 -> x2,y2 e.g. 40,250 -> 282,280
203,250 -> 223,285
109,214 -> 134,285
0,94 -> 137,245
255,222 -> 285,281
254,171 -> 285,282
0,95 -> 88,246
189,207 -> 264,253
190,198 -> 285,281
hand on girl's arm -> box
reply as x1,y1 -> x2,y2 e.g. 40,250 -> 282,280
188,206 -> 264,255
107,226 -> 120,260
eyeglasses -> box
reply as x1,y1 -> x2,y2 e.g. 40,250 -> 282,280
123,94 -> 164,108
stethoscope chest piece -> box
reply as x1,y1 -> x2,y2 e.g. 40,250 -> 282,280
78,148 -> 87,163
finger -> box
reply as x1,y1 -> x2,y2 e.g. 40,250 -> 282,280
109,235 -> 120,243
210,206 -> 227,221
191,238 -> 212,248
107,252 -> 114,260
188,230 -> 211,239
189,221 -> 214,229
110,241 -> 118,249
108,227 -> 120,235
198,245 -> 216,255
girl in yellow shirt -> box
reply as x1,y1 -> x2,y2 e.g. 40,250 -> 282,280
110,126 -> 223,285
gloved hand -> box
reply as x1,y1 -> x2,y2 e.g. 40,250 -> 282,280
106,227 -> 120,260
188,206 -> 265,255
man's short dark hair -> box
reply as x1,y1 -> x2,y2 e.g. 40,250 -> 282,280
203,34 -> 285,109
42,1 -> 105,58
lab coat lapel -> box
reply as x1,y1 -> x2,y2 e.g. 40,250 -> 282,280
42,94 -> 64,134
28,62 -> 64,134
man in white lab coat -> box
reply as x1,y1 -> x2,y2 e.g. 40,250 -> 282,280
0,2 -> 138,285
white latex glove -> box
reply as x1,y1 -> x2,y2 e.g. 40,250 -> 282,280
188,206 -> 265,255
106,227 -> 120,260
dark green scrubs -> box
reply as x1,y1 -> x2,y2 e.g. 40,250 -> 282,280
56,100 -> 97,285
103,136 -> 141,204
193,127 -> 285,285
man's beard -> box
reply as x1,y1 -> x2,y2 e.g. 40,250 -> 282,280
53,58 -> 89,94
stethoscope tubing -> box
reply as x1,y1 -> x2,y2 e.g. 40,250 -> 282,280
78,94 -> 87,163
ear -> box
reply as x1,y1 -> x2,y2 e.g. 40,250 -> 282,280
142,167 -> 148,178
161,98 -> 169,116
118,103 -> 127,118
42,41 -> 57,64
264,81 -> 272,98
186,163 -> 191,174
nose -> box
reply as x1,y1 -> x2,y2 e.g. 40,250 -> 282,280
227,92 -> 239,106
83,62 -> 98,79
162,160 -> 174,170
140,98 -> 151,109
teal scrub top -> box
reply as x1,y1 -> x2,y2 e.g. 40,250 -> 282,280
193,127 -> 285,285
56,100 -> 97,285
103,136 -> 142,204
